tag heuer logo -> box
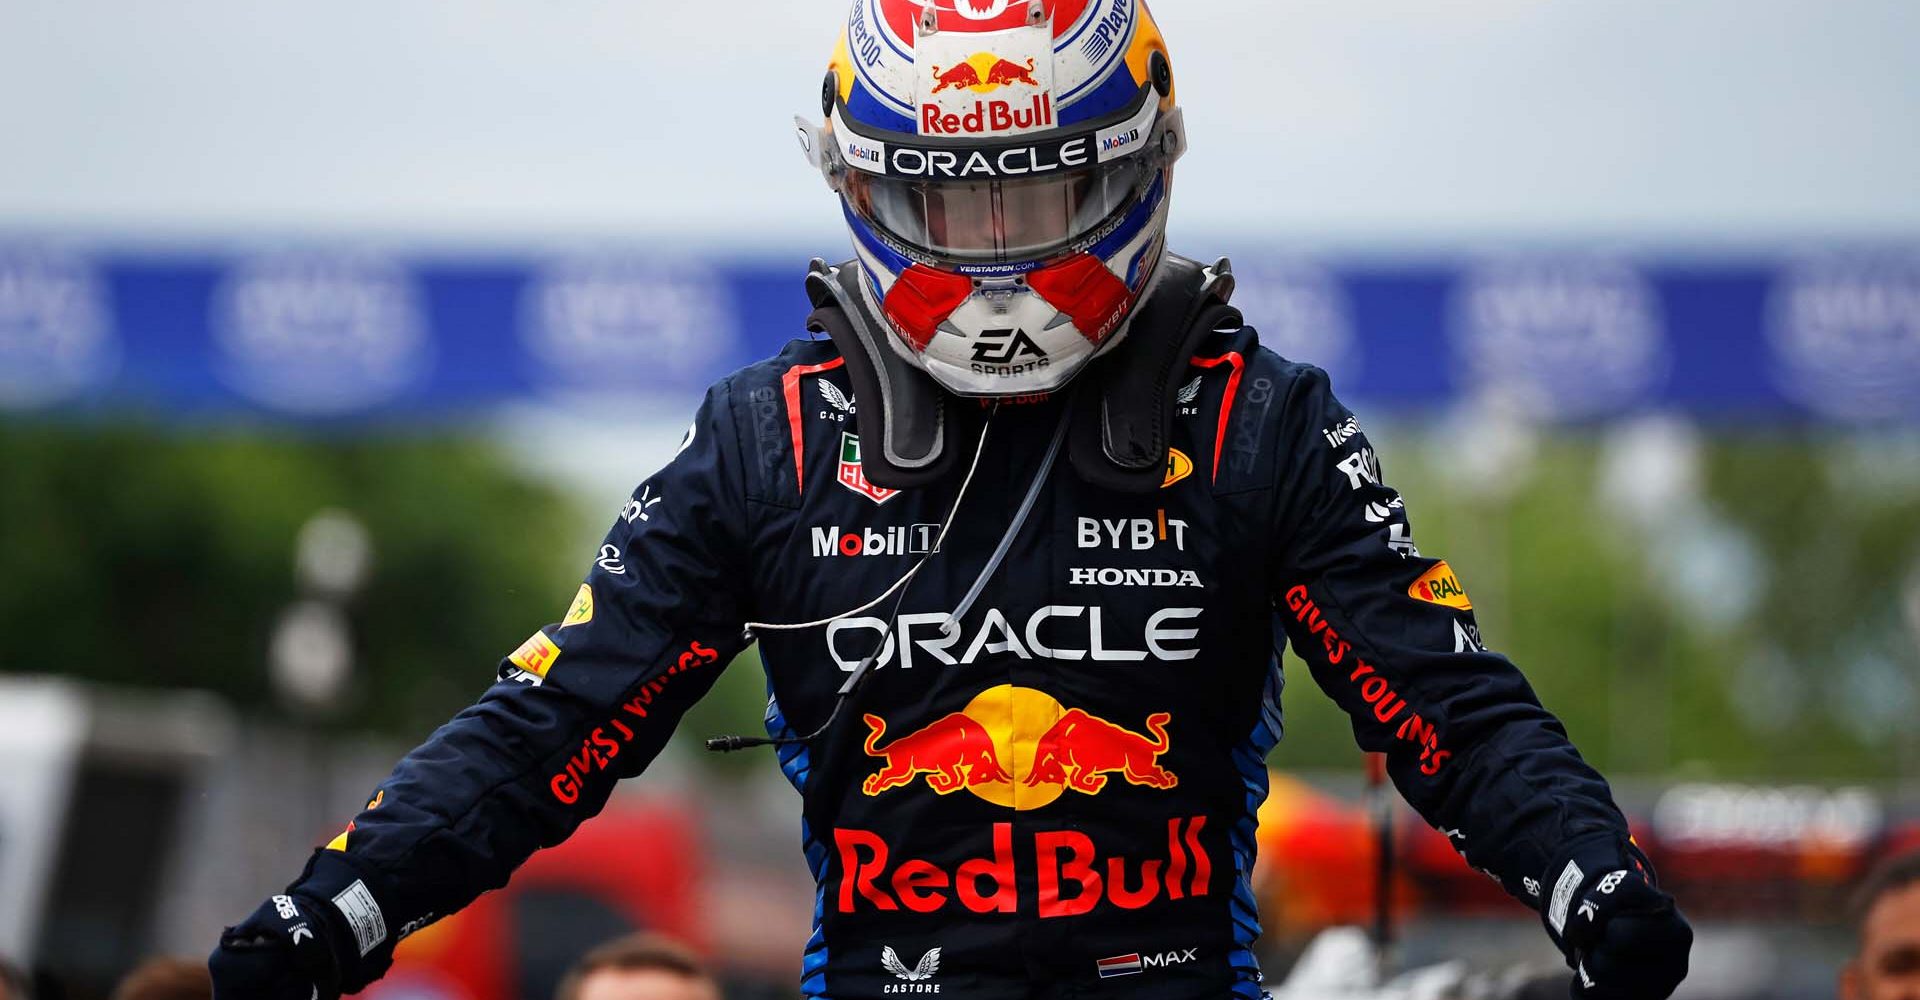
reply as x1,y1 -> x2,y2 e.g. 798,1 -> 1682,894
561,583 -> 594,628
837,433 -> 901,505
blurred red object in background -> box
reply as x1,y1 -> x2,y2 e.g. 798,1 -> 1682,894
359,801 -> 704,1000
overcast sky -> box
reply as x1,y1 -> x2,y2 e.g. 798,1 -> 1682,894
1,0 -> 1915,251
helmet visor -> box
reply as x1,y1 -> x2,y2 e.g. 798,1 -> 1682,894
843,157 -> 1151,264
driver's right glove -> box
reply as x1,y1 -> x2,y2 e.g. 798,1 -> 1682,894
208,892 -> 341,1000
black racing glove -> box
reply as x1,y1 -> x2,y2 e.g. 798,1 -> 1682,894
209,892 -> 342,1000
1541,839 -> 1692,1000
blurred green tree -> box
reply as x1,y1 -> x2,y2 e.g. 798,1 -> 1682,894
0,424 -> 583,732
1272,426 -> 1920,785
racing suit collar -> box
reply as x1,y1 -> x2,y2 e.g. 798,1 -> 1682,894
804,254 -> 1240,494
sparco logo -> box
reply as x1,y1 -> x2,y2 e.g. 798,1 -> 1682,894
1228,376 -> 1276,478
826,606 -> 1201,670
812,524 -> 939,558
749,386 -> 786,477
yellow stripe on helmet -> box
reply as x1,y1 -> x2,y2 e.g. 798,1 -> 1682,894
1124,3 -> 1174,109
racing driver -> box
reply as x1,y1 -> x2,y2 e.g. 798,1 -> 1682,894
211,2 -> 1693,998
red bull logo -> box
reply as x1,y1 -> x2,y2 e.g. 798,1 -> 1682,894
862,711 -> 1014,795
929,53 -> 1040,94
860,685 -> 1176,810
921,51 -> 1055,136
1025,709 -> 1177,794
921,95 -> 1054,136
834,816 -> 1212,918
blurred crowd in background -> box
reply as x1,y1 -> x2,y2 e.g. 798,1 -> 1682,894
2,1 -> 1916,998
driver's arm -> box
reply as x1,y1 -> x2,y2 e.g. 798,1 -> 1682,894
217,379 -> 754,994
1265,362 -> 1642,918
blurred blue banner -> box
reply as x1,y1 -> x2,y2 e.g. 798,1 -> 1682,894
3,243 -> 1916,423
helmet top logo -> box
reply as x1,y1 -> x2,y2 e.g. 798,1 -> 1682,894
915,25 -> 1056,137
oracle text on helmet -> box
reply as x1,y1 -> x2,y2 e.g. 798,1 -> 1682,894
888,137 -> 1092,180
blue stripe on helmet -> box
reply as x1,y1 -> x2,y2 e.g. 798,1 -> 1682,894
1061,64 -> 1149,125
846,80 -> 919,135
1086,171 -> 1166,262
843,204 -> 914,279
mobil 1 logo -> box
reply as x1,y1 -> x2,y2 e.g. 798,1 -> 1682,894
813,523 -> 941,559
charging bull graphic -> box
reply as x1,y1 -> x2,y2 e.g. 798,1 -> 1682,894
929,61 -> 986,94
1024,708 -> 1177,794
862,711 -> 1015,795
930,55 -> 1041,94
861,687 -> 1177,806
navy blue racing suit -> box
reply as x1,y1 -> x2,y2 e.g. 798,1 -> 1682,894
283,317 -> 1635,999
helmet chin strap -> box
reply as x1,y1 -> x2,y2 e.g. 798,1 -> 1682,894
805,253 -> 1239,494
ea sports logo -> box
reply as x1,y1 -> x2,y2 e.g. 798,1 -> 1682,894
970,328 -> 1045,364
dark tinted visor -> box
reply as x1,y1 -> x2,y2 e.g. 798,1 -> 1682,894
843,156 -> 1150,263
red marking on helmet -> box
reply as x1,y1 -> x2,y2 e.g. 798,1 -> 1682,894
876,0 -> 1095,44
1027,254 -> 1134,346
1188,352 -> 1244,484
782,357 -> 848,493
883,265 -> 975,350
